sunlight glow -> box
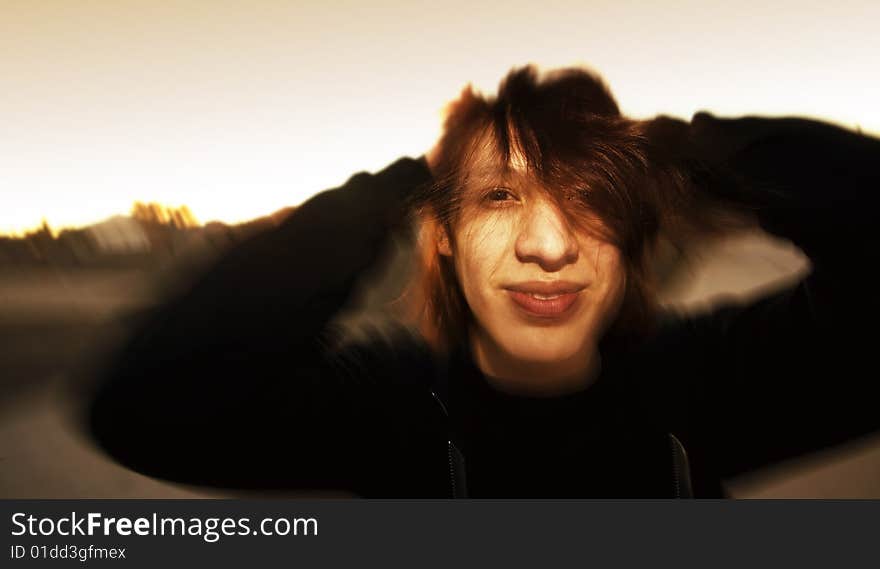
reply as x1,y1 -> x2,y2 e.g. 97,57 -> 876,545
2,0 -> 877,234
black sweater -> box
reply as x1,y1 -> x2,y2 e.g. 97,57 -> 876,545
88,113 -> 880,497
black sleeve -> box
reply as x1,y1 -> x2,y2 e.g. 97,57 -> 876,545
673,113 -> 880,478
86,157 -> 447,494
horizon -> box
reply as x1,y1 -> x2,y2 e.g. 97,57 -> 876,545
0,200 -> 294,239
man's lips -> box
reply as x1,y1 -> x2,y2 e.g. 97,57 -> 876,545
503,281 -> 586,318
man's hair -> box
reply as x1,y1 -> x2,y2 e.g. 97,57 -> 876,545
405,65 -> 736,351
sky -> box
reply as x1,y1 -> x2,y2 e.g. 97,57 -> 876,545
2,0 -> 878,234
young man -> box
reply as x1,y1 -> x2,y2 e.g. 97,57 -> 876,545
87,66 -> 880,497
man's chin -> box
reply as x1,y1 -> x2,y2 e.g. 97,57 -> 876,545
502,342 -> 585,367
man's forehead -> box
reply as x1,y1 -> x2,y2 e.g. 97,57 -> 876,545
464,136 -> 531,182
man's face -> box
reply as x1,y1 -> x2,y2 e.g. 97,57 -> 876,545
439,148 -> 627,392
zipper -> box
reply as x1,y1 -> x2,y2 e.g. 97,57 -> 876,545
668,433 -> 694,499
447,441 -> 459,498
431,390 -> 468,498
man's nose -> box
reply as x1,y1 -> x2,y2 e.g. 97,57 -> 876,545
514,198 -> 579,272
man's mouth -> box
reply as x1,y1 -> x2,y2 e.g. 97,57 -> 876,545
504,281 -> 586,318
527,293 -> 563,300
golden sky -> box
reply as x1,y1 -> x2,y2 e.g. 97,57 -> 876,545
2,0 -> 878,234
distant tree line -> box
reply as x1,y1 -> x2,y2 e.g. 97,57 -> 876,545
0,203 -> 295,269
130,202 -> 198,229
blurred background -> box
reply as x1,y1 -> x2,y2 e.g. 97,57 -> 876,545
2,0 -> 879,497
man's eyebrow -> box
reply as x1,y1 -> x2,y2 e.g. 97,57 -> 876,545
461,175 -> 513,193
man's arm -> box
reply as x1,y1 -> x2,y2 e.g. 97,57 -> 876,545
86,157 -> 447,494
659,114 -> 880,478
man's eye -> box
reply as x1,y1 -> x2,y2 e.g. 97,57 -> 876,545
486,188 -> 516,202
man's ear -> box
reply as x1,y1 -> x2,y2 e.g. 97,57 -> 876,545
437,224 -> 453,256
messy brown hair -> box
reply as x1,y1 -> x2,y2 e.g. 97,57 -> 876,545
406,65 -> 738,352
